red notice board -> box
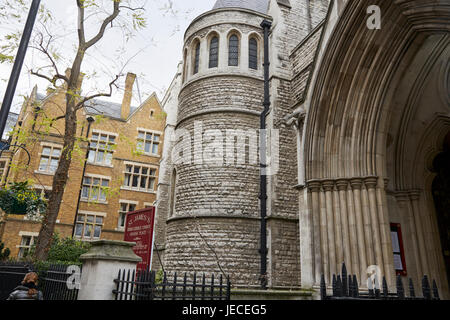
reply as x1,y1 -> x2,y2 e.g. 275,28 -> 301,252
123,207 -> 156,271
390,223 -> 407,276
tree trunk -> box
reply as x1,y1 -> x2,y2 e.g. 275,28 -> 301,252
33,52 -> 84,261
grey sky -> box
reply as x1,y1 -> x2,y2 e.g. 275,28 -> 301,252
0,0 -> 215,113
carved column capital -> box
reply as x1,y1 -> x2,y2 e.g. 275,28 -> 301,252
335,179 -> 349,191
394,190 -> 410,202
349,178 -> 364,190
364,176 -> 378,189
408,189 -> 422,201
306,180 -> 322,192
322,180 -> 335,192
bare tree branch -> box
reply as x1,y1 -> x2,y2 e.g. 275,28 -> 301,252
29,34 -> 68,83
74,74 -> 121,110
85,1 -> 120,49
30,69 -> 68,85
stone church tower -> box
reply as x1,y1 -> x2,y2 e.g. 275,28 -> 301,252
154,0 -> 329,289
154,0 -> 450,298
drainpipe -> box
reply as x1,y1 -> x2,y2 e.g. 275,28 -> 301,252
72,116 -> 95,237
259,19 -> 272,290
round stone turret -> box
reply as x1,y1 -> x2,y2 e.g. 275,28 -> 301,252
163,5 -> 272,287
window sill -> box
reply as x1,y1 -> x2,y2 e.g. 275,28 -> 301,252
120,186 -> 156,194
80,199 -> 109,205
73,237 -> 101,242
136,152 -> 160,158
86,162 -> 114,168
34,170 -> 55,176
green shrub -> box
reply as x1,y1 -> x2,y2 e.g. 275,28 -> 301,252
27,233 -> 90,265
0,181 -> 47,216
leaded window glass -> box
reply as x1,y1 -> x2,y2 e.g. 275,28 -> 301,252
228,35 -> 239,66
74,213 -> 103,240
194,42 -> 200,74
209,36 -> 219,68
249,38 -> 258,70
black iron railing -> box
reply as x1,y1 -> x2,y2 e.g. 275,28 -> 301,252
321,262 -> 440,300
113,269 -> 231,300
0,262 -> 31,300
0,261 -> 80,300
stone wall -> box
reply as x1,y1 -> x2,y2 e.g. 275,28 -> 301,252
164,217 -> 261,288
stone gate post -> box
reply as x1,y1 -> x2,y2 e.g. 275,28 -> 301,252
78,240 -> 141,300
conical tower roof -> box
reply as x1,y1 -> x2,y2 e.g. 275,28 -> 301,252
212,0 -> 270,14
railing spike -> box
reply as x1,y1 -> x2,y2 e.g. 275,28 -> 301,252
353,275 -> 359,297
382,276 -> 388,298
348,275 -> 353,297
332,274 -> 337,296
408,278 -> 415,298
396,275 -> 404,299
422,275 -> 431,300
342,264 -> 348,297
320,274 -> 326,300
336,275 -> 342,297
432,280 -> 440,300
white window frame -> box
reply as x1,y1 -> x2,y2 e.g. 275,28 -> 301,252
16,232 -> 39,259
117,200 -> 138,230
88,130 -> 117,167
73,211 -> 106,241
81,174 -> 111,203
121,161 -> 157,193
136,128 -> 162,156
37,143 -> 62,174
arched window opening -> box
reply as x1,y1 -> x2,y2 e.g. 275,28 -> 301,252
193,42 -> 200,74
169,168 -> 177,217
249,38 -> 258,70
182,49 -> 188,82
209,36 -> 219,68
228,35 -> 239,66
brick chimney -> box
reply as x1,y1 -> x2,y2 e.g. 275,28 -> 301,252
121,73 -> 136,119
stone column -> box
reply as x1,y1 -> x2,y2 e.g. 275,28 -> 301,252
364,176 -> 385,277
307,180 -> 322,285
346,180 -> 360,280
350,178 -> 367,284
396,191 -> 422,286
409,190 -> 429,277
323,180 -> 337,277
319,182 -> 330,283
299,186 -> 314,288
332,184 -> 344,270
78,240 -> 142,300
360,180 -> 375,266
376,178 -> 395,289
336,179 -> 353,274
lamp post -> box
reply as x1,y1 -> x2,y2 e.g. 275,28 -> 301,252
0,0 -> 41,139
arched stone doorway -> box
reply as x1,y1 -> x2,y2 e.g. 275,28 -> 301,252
432,133 -> 450,289
298,0 -> 450,298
